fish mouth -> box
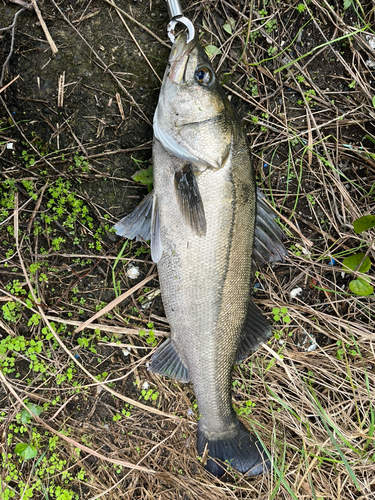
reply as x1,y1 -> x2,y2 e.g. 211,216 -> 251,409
168,32 -> 196,84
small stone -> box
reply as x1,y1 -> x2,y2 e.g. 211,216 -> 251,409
290,287 -> 303,298
126,266 -> 140,279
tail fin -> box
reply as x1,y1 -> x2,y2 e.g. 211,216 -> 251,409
197,420 -> 271,478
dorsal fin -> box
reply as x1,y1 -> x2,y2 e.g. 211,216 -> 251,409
113,190 -> 163,264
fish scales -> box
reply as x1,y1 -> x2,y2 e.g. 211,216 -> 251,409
154,135 -> 255,433
114,32 -> 288,478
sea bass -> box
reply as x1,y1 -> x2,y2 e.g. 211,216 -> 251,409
115,33 -> 286,477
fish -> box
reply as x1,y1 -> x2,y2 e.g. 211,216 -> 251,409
114,32 -> 287,478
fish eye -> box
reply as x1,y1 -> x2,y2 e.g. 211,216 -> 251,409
194,67 -> 212,85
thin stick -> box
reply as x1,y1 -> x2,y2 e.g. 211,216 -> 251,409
31,0 -> 58,55
0,74 -> 20,94
74,273 -> 157,333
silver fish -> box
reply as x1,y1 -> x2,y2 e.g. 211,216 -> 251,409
115,33 -> 286,477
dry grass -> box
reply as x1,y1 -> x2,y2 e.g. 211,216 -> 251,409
1,0 -> 375,498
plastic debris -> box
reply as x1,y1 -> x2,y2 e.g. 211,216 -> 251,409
297,333 -> 317,352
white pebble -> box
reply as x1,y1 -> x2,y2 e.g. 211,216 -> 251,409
290,287 -> 303,298
6,143 -> 14,150
126,266 -> 140,279
142,381 -> 149,390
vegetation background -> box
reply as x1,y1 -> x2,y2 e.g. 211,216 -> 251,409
0,0 -> 374,498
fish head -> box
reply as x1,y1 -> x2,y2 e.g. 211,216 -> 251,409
154,32 -> 241,170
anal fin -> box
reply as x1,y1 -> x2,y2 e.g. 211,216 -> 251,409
236,298 -> 272,362
174,164 -> 206,237
149,338 -> 190,383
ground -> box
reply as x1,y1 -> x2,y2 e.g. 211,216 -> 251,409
0,0 -> 375,499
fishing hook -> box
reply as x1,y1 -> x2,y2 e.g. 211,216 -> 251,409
165,0 -> 195,43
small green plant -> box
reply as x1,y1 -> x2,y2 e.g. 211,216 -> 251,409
342,252 -> 373,296
69,154 -> 89,172
272,307 -> 291,324
353,215 -> 375,234
306,193 -> 315,205
246,77 -> 258,96
296,3 -> 306,13
205,45 -> 222,58
121,404 -> 133,417
289,244 -> 302,257
139,323 -> 157,346
265,19 -> 277,33
2,301 -> 21,323
343,0 -> 354,9
21,150 -> 35,167
132,164 -> 153,192
298,89 -> 316,107
140,388 -> 159,401
336,340 -> 357,360
223,17 -> 235,35
267,46 -> 277,56
234,400 -> 255,416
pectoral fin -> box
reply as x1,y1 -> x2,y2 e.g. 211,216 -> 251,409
174,164 -> 207,237
151,194 -> 163,263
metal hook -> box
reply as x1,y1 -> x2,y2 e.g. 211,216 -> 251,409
167,17 -> 195,43
165,0 -> 195,43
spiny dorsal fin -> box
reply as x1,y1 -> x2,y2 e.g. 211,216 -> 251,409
174,163 -> 206,237
253,188 -> 288,267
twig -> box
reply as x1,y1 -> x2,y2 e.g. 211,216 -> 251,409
31,0 -> 58,55
74,273 -> 157,333
0,8 -> 26,88
0,74 -> 20,94
7,0 -> 33,8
